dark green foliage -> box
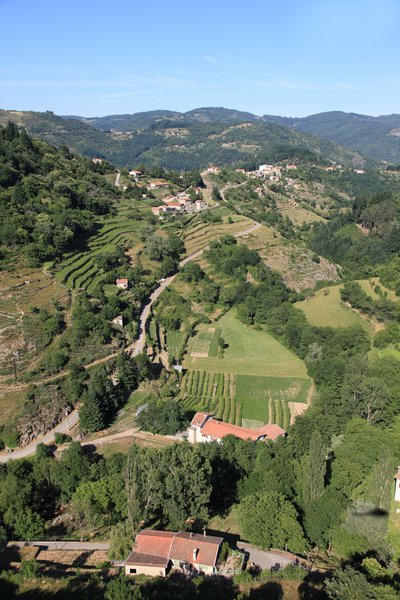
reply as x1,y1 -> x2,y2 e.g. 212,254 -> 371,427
137,400 -> 189,435
238,491 -> 308,553
0,123 -> 116,264
80,368 -> 120,432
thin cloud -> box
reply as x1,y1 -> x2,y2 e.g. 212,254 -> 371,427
203,55 -> 221,65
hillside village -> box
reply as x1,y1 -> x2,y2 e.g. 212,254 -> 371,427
1,119 -> 400,599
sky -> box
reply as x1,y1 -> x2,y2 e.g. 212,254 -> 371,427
0,0 -> 399,118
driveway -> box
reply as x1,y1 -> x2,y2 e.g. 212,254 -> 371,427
236,542 -> 297,570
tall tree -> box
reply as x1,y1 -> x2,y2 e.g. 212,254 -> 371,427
302,429 -> 326,506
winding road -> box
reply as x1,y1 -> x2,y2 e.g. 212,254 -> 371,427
0,220 -> 260,463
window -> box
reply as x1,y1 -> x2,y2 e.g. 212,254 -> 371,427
129,568 -> 137,574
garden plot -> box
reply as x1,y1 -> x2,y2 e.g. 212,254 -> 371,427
190,327 -> 221,358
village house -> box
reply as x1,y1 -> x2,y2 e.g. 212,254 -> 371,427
112,315 -> 124,327
116,278 -> 129,290
151,206 -> 167,217
92,158 -> 103,164
206,166 -> 220,174
286,164 -> 298,170
129,169 -> 142,178
165,201 -> 184,213
148,180 -> 170,189
188,412 -> 286,444
124,530 -> 223,577
354,169 -> 365,174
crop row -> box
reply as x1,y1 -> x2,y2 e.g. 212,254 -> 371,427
268,398 -> 291,430
180,370 -> 239,425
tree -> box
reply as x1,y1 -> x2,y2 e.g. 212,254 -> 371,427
125,446 -> 163,531
302,430 -> 326,506
51,442 -> 92,501
108,521 -> 133,561
11,509 -> 44,540
161,445 -> 212,529
238,492 -> 308,554
105,574 -> 141,600
325,566 -> 379,600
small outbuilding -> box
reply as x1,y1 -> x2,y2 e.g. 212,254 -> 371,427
116,278 -> 129,289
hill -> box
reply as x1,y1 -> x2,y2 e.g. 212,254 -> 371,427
263,111 -> 400,163
0,108 -> 364,169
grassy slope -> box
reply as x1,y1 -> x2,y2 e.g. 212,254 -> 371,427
295,285 -> 368,329
185,309 -> 308,378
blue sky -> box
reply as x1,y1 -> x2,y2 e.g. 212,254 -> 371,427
1,0 -> 399,117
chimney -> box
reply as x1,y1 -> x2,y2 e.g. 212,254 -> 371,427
193,548 -> 198,561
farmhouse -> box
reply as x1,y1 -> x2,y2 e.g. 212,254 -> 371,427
124,530 -> 223,577
116,278 -> 129,289
129,169 -> 142,178
188,412 -> 286,444
206,166 -> 220,174
92,157 -> 103,164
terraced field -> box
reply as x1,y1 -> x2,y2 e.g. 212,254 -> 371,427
276,198 -> 325,226
181,214 -> 253,256
55,216 -> 143,293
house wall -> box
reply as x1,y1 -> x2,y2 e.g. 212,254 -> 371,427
125,564 -> 167,577
395,478 -> 400,502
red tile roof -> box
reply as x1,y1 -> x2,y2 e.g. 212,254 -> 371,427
194,414 -> 286,442
125,530 -> 222,569
132,530 -> 175,560
170,532 -> 223,568
191,412 -> 211,428
116,278 -> 128,283
256,423 -> 286,441
201,419 -> 265,441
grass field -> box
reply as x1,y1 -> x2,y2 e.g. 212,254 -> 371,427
166,330 -> 188,360
185,310 -> 308,377
295,285 -> 368,329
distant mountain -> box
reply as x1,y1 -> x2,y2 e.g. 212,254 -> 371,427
0,108 -> 364,169
262,111 -> 400,163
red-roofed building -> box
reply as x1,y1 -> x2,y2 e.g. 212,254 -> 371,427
116,278 -> 129,289
124,529 -> 223,577
188,413 -> 285,444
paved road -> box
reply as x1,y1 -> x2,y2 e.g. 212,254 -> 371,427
237,542 -> 297,570
0,220 -> 260,463
0,408 -> 80,464
7,540 -> 109,551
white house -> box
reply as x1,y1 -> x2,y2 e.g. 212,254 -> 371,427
395,467 -> 400,501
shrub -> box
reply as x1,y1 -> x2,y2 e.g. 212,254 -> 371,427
20,559 -> 40,579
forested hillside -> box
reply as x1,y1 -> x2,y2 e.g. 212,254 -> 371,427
0,122 -> 117,265
263,111 -> 400,163
0,108 -> 364,169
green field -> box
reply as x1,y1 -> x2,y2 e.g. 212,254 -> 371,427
236,375 -> 311,430
181,310 -> 310,429
295,285 -> 368,329
190,327 -> 221,357
185,309 -> 308,377
167,330 -> 189,360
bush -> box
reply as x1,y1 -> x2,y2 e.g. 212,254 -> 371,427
20,559 -> 40,579
54,432 -> 72,445
233,571 -> 254,584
